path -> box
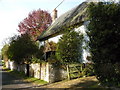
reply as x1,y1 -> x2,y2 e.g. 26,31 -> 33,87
2,68 -> 38,89
0,66 -> 2,90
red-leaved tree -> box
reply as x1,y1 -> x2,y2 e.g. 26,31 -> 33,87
18,9 -> 52,40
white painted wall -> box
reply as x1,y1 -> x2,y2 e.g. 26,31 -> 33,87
48,34 -> 63,43
74,21 -> 91,63
44,62 -> 49,82
30,63 -> 41,79
47,21 -> 91,63
5,60 -> 10,69
9,61 -> 14,70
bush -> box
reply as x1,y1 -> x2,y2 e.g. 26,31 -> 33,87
7,34 -> 39,64
56,30 -> 83,64
88,2 -> 120,86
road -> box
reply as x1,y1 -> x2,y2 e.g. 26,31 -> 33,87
37,76 -> 99,89
1,67 -> 37,89
0,66 -> 2,90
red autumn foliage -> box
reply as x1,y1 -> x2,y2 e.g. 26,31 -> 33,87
18,9 -> 52,40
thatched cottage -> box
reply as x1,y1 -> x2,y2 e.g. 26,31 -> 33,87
35,2 -> 93,82
37,2 -> 91,63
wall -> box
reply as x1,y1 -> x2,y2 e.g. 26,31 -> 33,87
8,60 -> 17,70
31,62 -> 68,83
29,63 -> 40,78
5,60 -> 10,69
75,21 -> 91,63
7,60 -> 26,72
49,64 -> 67,83
40,62 -> 49,82
29,62 -> 67,83
48,34 -> 62,43
7,61 -> 67,83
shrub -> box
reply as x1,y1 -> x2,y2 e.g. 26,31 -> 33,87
56,30 -> 83,64
88,2 -> 120,86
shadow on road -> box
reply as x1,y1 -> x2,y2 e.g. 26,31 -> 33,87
2,68 -> 32,86
2,69 -> 40,89
70,80 -> 99,88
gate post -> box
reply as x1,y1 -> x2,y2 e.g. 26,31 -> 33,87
67,65 -> 70,80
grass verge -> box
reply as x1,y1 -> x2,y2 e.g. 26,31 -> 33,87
6,68 -> 48,85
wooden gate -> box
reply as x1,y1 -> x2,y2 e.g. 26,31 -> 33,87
67,64 -> 85,80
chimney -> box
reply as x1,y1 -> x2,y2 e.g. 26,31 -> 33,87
52,9 -> 57,21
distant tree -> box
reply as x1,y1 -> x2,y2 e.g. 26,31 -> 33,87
18,9 -> 52,40
1,44 -> 9,61
7,34 -> 38,64
56,30 -> 83,64
88,2 -> 120,86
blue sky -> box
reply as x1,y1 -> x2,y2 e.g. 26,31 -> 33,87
0,0 -> 86,50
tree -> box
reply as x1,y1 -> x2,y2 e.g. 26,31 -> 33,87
32,45 -> 44,63
1,44 -> 9,61
56,30 -> 83,64
88,2 -> 120,86
7,34 -> 38,64
18,9 -> 52,40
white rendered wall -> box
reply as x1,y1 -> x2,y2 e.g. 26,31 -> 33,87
75,21 -> 91,63
48,34 -> 62,43
45,21 -> 91,63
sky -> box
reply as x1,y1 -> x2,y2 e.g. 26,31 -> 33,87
0,0 -> 87,51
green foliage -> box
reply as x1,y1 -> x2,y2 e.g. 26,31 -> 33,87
1,44 -> 9,61
25,77 -> 48,85
32,45 -> 44,63
31,57 -> 41,63
56,30 -> 83,64
88,2 -> 120,86
7,34 -> 39,64
82,64 -> 94,77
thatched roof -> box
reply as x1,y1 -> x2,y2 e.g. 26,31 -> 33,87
37,2 -> 88,41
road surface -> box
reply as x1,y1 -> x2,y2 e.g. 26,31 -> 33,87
0,66 -> 2,90
2,68 -> 37,89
